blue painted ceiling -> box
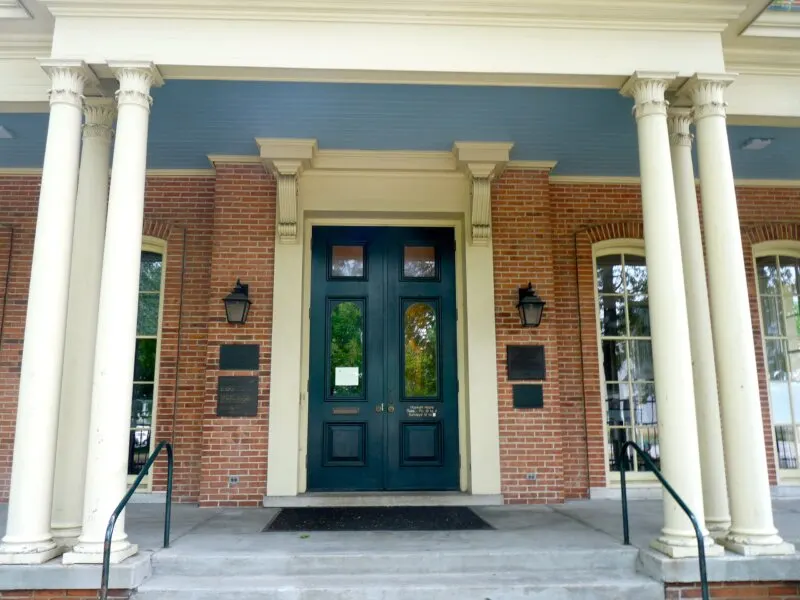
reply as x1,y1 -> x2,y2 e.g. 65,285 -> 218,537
0,80 -> 797,179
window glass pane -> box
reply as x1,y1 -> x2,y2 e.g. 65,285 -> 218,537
133,338 -> 157,382
602,340 -> 627,382
628,294 -> 651,337
331,246 -> 364,278
633,383 -> 657,426
329,301 -> 364,397
139,251 -> 163,292
766,339 -> 788,382
607,427 -> 632,472
598,295 -> 626,336
774,425 -> 798,470
131,384 -> 154,427
635,427 -> 660,471
605,383 -> 630,426
779,257 -> 799,296
757,257 -> 779,295
624,255 -> 648,295
404,302 -> 438,398
596,255 -> 623,294
629,340 -> 655,381
404,246 -> 437,279
137,293 -> 161,336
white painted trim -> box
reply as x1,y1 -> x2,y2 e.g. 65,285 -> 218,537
41,0 -> 743,31
744,11 -> 800,38
0,0 -> 31,20
751,241 -> 800,483
507,160 -> 558,171
126,237 -> 168,492
550,175 -> 800,188
207,154 -> 262,166
145,169 -> 216,178
0,34 -> 51,59
591,240 -> 658,486
265,163 -> 502,498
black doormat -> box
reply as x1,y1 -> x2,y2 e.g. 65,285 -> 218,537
263,506 -> 493,532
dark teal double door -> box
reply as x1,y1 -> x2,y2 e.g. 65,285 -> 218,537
307,226 -> 459,491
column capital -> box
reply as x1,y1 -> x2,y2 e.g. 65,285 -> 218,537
39,60 -> 98,109
83,98 -> 116,142
108,62 -> 163,111
680,73 -> 737,121
667,108 -> 694,148
620,71 -> 678,121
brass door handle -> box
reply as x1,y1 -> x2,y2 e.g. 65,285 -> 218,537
387,404 -> 395,414
375,403 -> 385,413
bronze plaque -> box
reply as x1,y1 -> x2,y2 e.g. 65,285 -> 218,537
406,405 -> 438,418
332,407 -> 360,416
217,376 -> 259,417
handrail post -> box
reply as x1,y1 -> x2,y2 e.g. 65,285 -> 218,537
99,441 -> 174,600
615,441 -> 709,600
620,445 -> 630,546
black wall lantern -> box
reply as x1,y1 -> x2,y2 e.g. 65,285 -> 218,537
517,283 -> 546,327
223,279 -> 252,324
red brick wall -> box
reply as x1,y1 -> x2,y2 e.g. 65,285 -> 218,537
0,176 -> 40,501
198,164 -> 276,506
142,177 -> 216,501
492,170 -> 564,503
666,582 -> 800,599
0,171 -> 798,506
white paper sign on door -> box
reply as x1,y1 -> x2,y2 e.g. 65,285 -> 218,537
335,367 -> 360,387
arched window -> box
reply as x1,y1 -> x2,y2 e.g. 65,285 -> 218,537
594,242 -> 658,479
128,239 -> 166,488
754,245 -> 800,480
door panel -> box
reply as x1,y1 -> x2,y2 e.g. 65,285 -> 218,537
307,226 -> 458,492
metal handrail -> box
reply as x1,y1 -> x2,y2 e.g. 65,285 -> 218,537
617,441 -> 709,600
99,440 -> 174,600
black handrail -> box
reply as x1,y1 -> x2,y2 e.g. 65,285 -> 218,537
617,441 -> 709,600
99,440 -> 174,600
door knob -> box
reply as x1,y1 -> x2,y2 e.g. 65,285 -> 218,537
375,403 -> 385,413
387,404 -> 395,414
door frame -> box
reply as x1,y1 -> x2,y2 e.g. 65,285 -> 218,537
265,162 -> 503,501
299,219 -> 468,493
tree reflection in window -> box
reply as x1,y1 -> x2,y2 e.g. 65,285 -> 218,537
329,301 -> 364,397
404,302 -> 438,397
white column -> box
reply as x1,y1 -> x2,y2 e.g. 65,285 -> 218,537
685,74 -> 795,556
64,63 -> 162,565
51,99 -> 116,543
0,61 -> 94,565
667,108 -> 731,538
620,72 -> 720,558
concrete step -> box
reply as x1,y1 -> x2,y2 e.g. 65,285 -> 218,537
151,546 -> 640,577
134,571 -> 665,600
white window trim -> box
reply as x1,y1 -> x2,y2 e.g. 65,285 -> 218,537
592,239 -> 658,486
752,240 -> 800,484
129,236 -> 167,493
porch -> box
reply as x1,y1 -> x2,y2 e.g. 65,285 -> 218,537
1,499 -> 799,597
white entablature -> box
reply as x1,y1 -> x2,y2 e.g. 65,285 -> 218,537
40,0 -> 744,31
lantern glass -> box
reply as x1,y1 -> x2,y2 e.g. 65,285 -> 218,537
223,280 -> 252,324
517,283 -> 546,327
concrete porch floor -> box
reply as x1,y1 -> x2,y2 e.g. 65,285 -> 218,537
1,499 -> 799,591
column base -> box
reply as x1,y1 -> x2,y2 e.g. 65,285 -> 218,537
0,539 -> 64,565
51,524 -> 82,547
706,519 -> 731,543
63,540 -> 138,565
650,536 -> 725,558
722,532 -> 796,556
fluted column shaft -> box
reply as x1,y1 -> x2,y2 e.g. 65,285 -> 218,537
51,99 -> 116,543
0,60 -> 93,564
64,63 -> 162,565
667,108 -> 731,537
620,72 -> 720,558
686,74 -> 794,556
